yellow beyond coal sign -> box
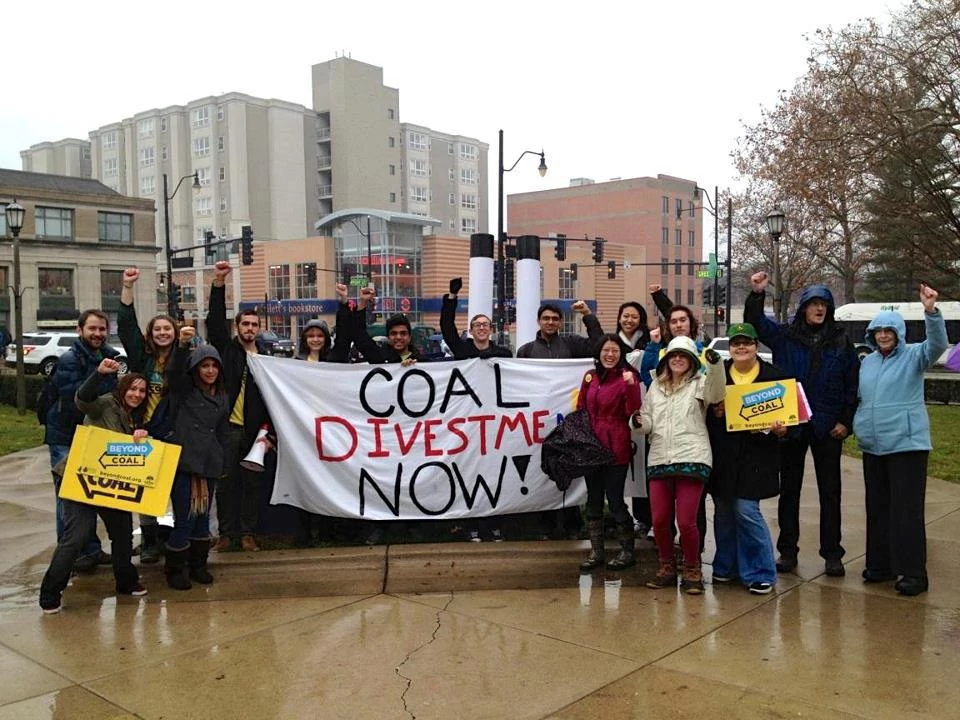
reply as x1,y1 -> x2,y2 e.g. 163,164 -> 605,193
724,379 -> 801,432
59,426 -> 180,516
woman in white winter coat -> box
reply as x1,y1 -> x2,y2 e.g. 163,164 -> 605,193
635,336 -> 725,594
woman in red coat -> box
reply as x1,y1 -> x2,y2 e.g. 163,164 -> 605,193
577,333 -> 643,571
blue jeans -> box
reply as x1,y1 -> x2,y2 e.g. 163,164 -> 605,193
39,499 -> 138,609
49,444 -> 102,560
169,472 -> 215,550
712,496 -> 777,585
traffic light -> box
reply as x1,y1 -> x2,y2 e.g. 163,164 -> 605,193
503,259 -> 515,298
554,236 -> 566,261
607,260 -> 616,280
716,307 -> 726,321
305,263 -> 317,285
169,283 -> 182,305
717,285 -> 727,305
592,237 -> 604,263
241,225 -> 254,265
570,263 -> 578,282
702,286 -> 713,306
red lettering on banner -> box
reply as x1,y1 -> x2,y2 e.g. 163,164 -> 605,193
395,421 -> 423,455
466,415 -> 496,454
447,418 -> 469,455
495,412 -> 532,449
366,418 -> 390,458
422,418 -> 444,457
315,416 -> 358,462
531,410 -> 550,443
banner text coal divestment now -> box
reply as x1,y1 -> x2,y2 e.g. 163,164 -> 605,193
247,356 -> 591,520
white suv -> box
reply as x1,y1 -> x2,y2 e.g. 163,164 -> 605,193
4,332 -> 128,377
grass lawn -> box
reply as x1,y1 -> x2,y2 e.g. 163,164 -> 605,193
844,404 -> 960,483
0,404 -> 45,457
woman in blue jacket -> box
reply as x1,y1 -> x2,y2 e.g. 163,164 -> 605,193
854,284 -> 947,597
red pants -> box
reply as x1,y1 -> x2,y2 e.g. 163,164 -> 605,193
650,477 -> 705,566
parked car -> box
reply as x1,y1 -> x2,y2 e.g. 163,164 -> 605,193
706,337 -> 773,364
4,332 -> 129,377
256,331 -> 295,357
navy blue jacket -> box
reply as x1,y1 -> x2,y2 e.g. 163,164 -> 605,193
44,338 -> 121,446
744,285 -> 859,438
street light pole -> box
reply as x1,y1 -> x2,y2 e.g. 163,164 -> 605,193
162,172 -> 201,317
496,129 -> 547,346
712,185 -> 719,337
766,207 -> 786,321
4,201 -> 26,415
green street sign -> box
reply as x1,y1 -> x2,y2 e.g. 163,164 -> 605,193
696,270 -> 713,278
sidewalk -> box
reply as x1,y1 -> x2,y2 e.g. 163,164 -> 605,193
1,446 -> 959,719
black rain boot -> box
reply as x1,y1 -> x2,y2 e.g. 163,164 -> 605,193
607,522 -> 636,570
580,519 -> 606,572
164,546 -> 192,591
140,524 -> 161,565
188,539 -> 214,585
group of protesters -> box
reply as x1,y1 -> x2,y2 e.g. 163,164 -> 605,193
37,260 -> 952,612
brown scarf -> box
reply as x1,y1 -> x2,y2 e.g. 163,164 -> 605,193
189,475 -> 209,517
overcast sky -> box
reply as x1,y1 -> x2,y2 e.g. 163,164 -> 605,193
2,0 -> 898,231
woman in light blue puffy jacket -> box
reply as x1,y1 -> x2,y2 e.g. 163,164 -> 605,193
854,284 -> 947,597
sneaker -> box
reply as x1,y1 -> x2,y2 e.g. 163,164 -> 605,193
119,584 -> 148,597
468,530 -> 482,543
491,529 -> 505,542
241,535 -> 260,552
775,555 -> 797,573
896,576 -> 928,596
748,582 -> 774,595
824,558 -> 846,577
862,568 -> 895,583
646,528 -> 655,540
712,573 -> 734,584
41,604 -> 61,615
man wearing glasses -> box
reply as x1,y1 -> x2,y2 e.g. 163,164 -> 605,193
516,301 -> 602,359
440,277 -> 512,359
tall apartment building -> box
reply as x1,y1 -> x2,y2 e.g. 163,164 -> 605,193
399,124 -> 489,235
507,174 -> 708,328
20,139 -> 92,178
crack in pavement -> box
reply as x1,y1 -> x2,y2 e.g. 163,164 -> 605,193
395,592 -> 455,719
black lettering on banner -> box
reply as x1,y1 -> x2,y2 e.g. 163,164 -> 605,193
359,464 -> 402,516
452,457 -> 506,508
77,472 -> 144,504
359,367 -> 395,418
396,369 -> 435,418
409,462 -> 456,516
494,363 -> 529,409
439,366 -> 482,413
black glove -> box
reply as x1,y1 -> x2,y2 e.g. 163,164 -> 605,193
705,348 -> 721,365
449,277 -> 463,296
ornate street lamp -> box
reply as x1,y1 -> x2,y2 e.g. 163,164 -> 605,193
5,200 -> 27,414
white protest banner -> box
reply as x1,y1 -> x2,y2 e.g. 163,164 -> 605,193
247,356 -> 590,520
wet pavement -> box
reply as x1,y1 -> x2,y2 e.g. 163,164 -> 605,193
1,445 -> 959,719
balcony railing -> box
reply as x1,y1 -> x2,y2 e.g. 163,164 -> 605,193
317,127 -> 331,141
317,155 -> 332,170
318,185 -> 333,198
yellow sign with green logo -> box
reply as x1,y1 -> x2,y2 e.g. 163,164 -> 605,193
58,426 -> 180,516
724,379 -> 801,432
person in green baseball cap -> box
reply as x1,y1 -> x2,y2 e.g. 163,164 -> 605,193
705,322 -> 791,595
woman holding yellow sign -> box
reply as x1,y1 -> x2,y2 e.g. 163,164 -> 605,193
39,359 -> 150,614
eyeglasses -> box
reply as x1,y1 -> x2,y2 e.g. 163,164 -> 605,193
540,316 -> 562,323
471,321 -> 491,328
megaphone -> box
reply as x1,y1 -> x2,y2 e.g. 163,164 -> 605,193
240,425 -> 271,472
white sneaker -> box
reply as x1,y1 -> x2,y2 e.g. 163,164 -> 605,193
42,605 -> 61,615
469,531 -> 482,543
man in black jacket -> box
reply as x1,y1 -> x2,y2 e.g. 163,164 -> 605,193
515,302 -> 602,359
440,277 -> 511,360
207,261 -> 271,553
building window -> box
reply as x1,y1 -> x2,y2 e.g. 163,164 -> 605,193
217,105 -> 224,121
103,158 -> 118,176
449,219 -> 456,230
687,263 -> 694,276
675,228 -> 682,245
38,269 -> 75,313
98,212 -> 132,243
689,202 -> 695,218
408,132 -> 428,151
192,107 -> 210,128
460,168 -> 477,185
138,119 -> 154,138
268,264 -> 291,300
295,262 -> 317,299
448,168 -> 455,182
661,259 -> 669,275
161,145 -> 168,161
389,192 -> 396,203
687,288 -> 695,305
461,217 -> 477,234
217,136 -> 224,152
389,164 -> 396,176
99,269 -> 124,304
676,198 -> 683,218
387,108 -> 395,119
219,196 -> 227,212
661,227 -> 669,245
461,193 -> 477,210
388,136 -> 395,148
448,143 -> 454,155
219,166 -> 225,181
35,207 -> 74,240
688,230 -> 695,247
0,204 -> 6,236
160,117 -> 167,133
193,137 -> 210,158
674,260 -> 682,275
558,267 -> 575,300
196,167 -> 210,186
194,197 -> 212,216
662,196 -> 669,215
183,286 -> 196,304
674,289 -> 682,304
103,132 -> 117,151
411,159 -> 428,177
448,193 -> 455,205
140,175 -> 156,196
459,143 -> 478,161
139,146 -> 155,167
411,186 -> 428,203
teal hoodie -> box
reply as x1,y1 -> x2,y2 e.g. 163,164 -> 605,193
853,309 -> 947,455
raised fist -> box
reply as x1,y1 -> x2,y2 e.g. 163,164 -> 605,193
572,300 -> 589,315
750,272 -> 769,293
705,348 -> 722,365
649,327 -> 661,344
179,326 -> 196,347
449,277 -> 463,296
214,261 -> 231,280
648,284 -> 662,294
97,358 -> 120,375
622,370 -> 635,385
335,283 -> 348,303
123,268 -> 140,286
920,283 -> 938,312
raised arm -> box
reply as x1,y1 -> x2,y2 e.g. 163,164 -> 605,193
649,284 -> 673,318
75,358 -> 120,419
327,283 -> 353,363
351,287 -> 387,364
206,261 -> 231,355
441,279 -> 472,360
563,300 -> 603,357
118,267 -> 149,373
167,330 -> 195,398
700,349 -> 727,406
743,272 -> 784,349
918,284 -> 949,368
